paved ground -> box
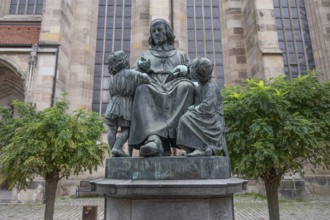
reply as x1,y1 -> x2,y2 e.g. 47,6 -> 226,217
234,194 -> 330,220
1,193 -> 330,220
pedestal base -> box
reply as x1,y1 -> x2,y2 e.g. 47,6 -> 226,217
95,178 -> 245,220
94,157 -> 246,220
106,196 -> 234,220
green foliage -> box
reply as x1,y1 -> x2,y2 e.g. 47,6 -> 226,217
222,71 -> 330,180
0,96 -> 108,190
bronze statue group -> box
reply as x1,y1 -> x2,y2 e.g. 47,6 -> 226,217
105,18 -> 228,158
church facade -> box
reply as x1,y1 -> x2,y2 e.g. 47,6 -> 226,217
1,0 -> 330,112
1,0 -> 330,196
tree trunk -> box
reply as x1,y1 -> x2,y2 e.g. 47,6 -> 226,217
263,175 -> 282,220
44,171 -> 60,220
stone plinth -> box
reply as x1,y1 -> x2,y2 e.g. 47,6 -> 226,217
105,156 -> 231,180
94,157 -> 246,220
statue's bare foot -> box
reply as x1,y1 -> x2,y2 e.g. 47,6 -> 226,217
111,148 -> 129,157
187,149 -> 205,157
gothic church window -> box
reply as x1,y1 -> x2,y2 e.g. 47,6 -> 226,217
9,0 -> 44,15
187,0 -> 224,86
92,0 -> 132,114
273,0 -> 315,79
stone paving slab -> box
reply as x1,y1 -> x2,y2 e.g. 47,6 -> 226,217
234,195 -> 330,220
0,195 -> 330,220
0,198 -> 104,220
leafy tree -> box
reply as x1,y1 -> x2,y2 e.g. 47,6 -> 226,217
0,97 -> 108,220
222,72 -> 330,220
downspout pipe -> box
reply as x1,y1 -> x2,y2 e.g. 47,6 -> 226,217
51,44 -> 60,107
170,0 -> 174,32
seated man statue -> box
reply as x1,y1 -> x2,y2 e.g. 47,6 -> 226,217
128,18 -> 195,157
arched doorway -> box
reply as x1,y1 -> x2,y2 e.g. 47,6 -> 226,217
0,60 -> 24,108
0,59 -> 25,190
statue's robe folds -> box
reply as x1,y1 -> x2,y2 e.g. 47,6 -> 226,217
176,79 -> 226,155
128,49 -> 195,147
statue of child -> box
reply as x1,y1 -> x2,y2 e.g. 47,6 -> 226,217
105,51 -> 150,157
177,57 -> 228,157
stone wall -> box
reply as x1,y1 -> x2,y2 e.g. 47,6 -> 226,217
172,1 -> 188,52
66,0 -> 99,111
31,45 -> 58,110
54,0 -> 75,107
130,0 -> 151,64
220,0 -> 248,85
0,0 -> 10,17
0,14 -> 42,106
305,0 -> 330,81
37,0 -> 98,111
130,0 -> 188,65
34,0 -> 67,109
241,0 -> 283,81
304,175 -> 330,195
241,0 -> 259,78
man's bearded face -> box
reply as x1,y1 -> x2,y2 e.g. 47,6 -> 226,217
151,23 -> 168,46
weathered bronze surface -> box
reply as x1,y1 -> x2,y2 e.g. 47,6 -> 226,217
106,19 -> 228,158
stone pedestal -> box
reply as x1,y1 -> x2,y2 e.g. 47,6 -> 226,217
94,157 -> 246,220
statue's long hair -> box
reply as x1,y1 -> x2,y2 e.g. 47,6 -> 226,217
148,19 -> 175,47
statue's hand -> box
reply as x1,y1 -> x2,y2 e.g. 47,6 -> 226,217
142,73 -> 151,83
173,65 -> 188,77
188,105 -> 195,111
137,57 -> 151,73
